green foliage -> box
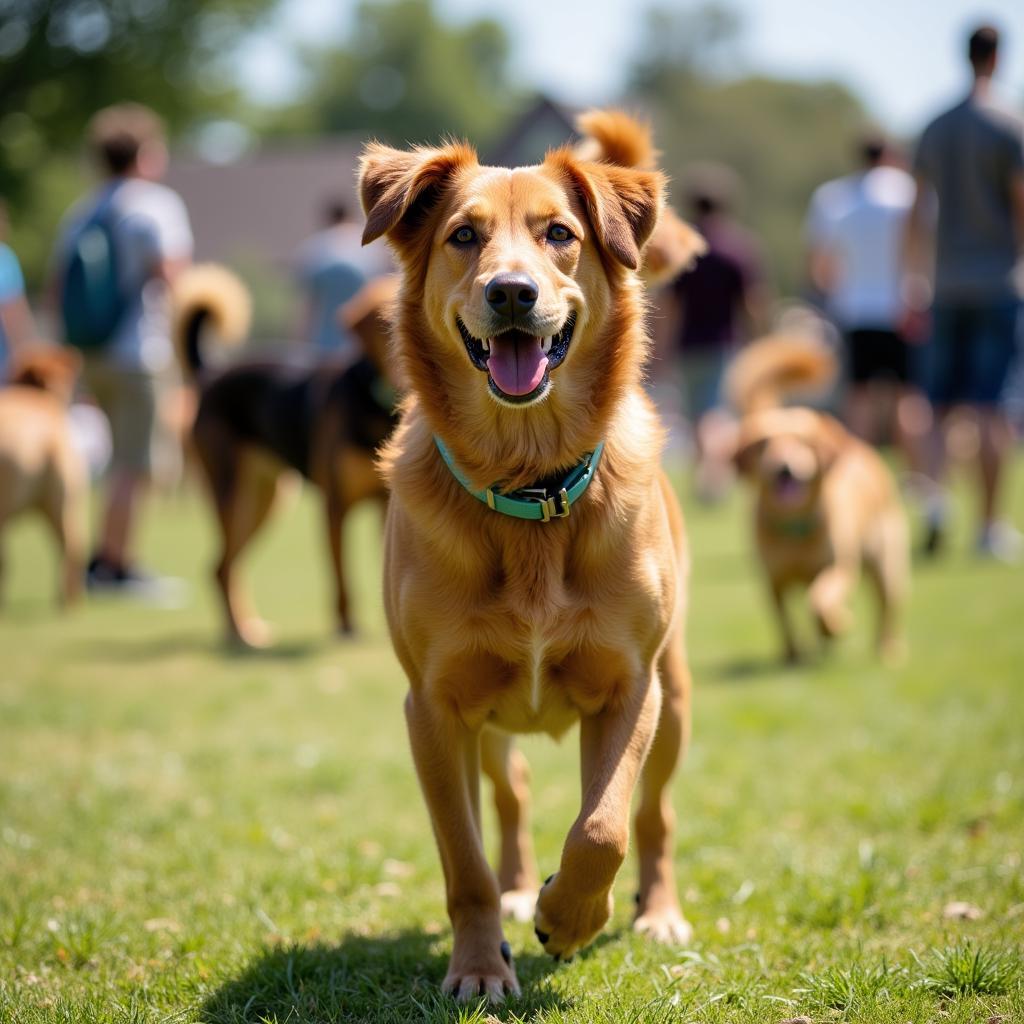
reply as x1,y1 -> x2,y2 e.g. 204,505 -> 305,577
271,0 -> 518,149
916,942 -> 1021,998
629,6 -> 870,294
0,0 -> 276,284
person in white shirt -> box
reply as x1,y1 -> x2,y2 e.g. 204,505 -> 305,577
54,104 -> 193,595
806,133 -> 930,467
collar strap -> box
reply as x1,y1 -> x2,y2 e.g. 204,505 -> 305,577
433,436 -> 605,523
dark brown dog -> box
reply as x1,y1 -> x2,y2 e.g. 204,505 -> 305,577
173,266 -> 399,647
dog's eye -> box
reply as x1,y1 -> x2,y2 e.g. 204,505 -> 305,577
546,224 -> 573,243
449,226 -> 477,246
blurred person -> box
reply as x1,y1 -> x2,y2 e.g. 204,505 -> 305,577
905,24 -> 1024,561
53,103 -> 193,595
805,132 -> 929,466
293,199 -> 388,359
661,164 -> 769,500
0,200 -> 42,380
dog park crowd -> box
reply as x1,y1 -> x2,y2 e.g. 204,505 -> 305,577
0,20 -> 1021,623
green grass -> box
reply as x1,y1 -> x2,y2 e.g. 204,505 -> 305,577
1,458 -> 1022,1023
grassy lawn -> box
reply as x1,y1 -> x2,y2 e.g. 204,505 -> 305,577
1,458 -> 1022,1023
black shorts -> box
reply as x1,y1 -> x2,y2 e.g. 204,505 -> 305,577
845,328 -> 910,385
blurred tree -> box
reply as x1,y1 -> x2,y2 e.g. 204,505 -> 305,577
629,4 -> 870,295
270,0 -> 518,148
0,0 -> 275,283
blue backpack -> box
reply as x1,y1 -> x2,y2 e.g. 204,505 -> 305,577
60,196 -> 129,351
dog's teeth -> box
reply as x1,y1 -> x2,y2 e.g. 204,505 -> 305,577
541,336 -> 552,354
482,338 -> 491,353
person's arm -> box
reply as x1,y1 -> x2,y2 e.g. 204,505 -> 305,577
0,294 -> 40,356
1010,169 -> 1024,251
901,172 -> 934,315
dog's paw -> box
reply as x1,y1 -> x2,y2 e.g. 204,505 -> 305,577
633,902 -> 693,945
442,941 -> 520,1003
534,873 -> 612,961
229,617 -> 273,650
500,888 -> 537,922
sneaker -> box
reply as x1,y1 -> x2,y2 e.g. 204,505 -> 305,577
976,522 -> 1023,564
87,556 -> 187,606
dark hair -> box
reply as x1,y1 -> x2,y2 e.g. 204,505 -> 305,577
324,199 -> 349,226
87,103 -> 165,176
857,128 -> 887,168
968,24 -> 999,71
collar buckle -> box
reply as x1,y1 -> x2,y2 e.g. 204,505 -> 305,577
517,486 -> 571,522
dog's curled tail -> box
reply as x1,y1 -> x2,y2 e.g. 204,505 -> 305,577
574,109 -> 658,169
171,263 -> 251,378
574,108 -> 707,286
725,332 -> 838,415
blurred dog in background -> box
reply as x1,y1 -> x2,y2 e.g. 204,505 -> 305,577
727,333 -> 909,663
0,347 -> 87,607
172,265 -> 399,647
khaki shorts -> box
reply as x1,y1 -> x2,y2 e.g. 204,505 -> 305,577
83,360 -> 160,476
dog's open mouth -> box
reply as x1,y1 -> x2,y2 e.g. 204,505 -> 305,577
457,314 -> 576,405
773,472 -> 808,506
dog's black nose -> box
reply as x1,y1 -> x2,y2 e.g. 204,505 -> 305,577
485,274 -> 538,320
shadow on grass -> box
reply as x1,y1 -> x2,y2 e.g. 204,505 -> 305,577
199,930 -> 574,1023
67,632 -> 328,663
696,653 -> 813,684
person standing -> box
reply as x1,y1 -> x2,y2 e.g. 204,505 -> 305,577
905,24 -> 1024,560
662,165 -> 768,500
54,104 -> 193,593
293,199 -> 389,359
806,133 -> 928,464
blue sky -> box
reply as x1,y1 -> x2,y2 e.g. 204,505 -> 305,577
237,0 -> 1024,134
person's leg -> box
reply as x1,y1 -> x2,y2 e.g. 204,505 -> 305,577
917,308 -> 961,555
89,364 -> 158,578
968,301 -> 1021,557
844,330 -> 880,443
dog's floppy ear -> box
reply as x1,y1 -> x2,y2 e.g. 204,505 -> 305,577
359,142 -> 477,246
810,414 -> 849,474
549,152 -> 665,271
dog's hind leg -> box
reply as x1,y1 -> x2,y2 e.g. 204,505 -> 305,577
40,469 -> 85,607
480,729 -> 538,922
211,447 -> 282,649
633,626 -> 693,945
867,514 -> 909,663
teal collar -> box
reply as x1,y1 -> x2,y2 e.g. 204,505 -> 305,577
433,436 -> 605,523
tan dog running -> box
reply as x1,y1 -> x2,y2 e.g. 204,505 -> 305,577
359,111 -> 697,1002
0,348 -> 87,606
726,334 -> 909,663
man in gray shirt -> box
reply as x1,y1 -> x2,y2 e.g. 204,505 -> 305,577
906,24 -> 1024,561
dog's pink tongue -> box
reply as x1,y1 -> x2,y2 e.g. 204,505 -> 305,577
487,331 -> 548,396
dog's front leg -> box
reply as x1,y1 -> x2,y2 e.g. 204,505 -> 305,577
404,692 -> 520,1002
534,672 -> 661,960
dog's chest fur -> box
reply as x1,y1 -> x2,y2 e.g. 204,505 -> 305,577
418,520 -> 662,737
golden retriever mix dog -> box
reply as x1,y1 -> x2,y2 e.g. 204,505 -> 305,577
0,347 -> 87,606
726,334 -> 909,663
359,111 -> 697,1001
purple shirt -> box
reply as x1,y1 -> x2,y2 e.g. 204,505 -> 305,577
671,217 -> 761,351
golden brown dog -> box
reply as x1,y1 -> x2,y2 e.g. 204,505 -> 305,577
0,348 -> 87,606
359,110 -> 694,1001
726,334 -> 909,663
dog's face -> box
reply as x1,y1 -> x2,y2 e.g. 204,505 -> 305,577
735,409 -> 845,514
359,141 -> 663,417
10,347 -> 82,405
